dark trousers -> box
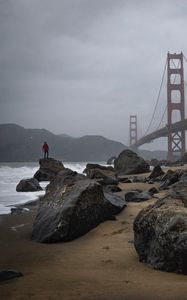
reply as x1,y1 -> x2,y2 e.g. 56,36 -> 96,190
44,150 -> 49,159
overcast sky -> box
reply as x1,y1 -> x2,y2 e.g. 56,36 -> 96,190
1,0 -> 187,149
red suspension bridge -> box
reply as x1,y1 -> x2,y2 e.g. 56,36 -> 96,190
129,52 -> 187,161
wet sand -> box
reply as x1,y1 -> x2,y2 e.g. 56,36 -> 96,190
0,181 -> 187,300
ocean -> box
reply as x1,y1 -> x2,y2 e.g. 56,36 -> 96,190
0,162 -> 104,215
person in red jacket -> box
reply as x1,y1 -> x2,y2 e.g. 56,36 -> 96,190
42,142 -> 49,159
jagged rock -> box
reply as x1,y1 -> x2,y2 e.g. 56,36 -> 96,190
159,170 -> 179,190
149,165 -> 165,179
125,190 -> 151,202
103,185 -> 122,193
114,149 -> 150,175
16,178 -> 42,192
32,170 -> 126,243
0,270 -> 23,281
83,163 -> 118,186
134,181 -> 187,274
84,163 -> 116,178
34,158 -> 65,182
148,187 -> 159,195
107,156 -> 116,165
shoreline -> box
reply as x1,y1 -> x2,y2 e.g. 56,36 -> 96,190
1,178 -> 187,300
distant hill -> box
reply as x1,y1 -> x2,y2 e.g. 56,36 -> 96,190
0,124 -> 127,162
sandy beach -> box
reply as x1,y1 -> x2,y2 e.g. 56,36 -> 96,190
0,180 -> 187,300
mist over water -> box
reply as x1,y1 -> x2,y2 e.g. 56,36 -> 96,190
0,161 -> 105,215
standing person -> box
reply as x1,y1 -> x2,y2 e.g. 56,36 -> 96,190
42,142 -> 49,159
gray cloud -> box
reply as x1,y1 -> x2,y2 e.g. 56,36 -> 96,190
1,0 -> 187,150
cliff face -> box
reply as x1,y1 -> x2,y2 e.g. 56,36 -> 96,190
0,124 -> 126,162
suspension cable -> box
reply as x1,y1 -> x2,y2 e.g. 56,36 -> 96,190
156,105 -> 167,130
143,58 -> 167,136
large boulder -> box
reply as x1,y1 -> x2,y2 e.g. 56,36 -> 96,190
114,149 -> 150,175
16,178 -> 42,192
32,169 -> 126,243
134,181 -> 187,274
34,158 -> 65,181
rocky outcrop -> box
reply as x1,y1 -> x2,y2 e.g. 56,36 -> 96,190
34,158 -> 65,181
134,181 -> 187,274
32,169 -> 126,243
16,178 -> 42,192
125,190 -> 151,202
114,149 -> 150,175
149,165 -> 164,179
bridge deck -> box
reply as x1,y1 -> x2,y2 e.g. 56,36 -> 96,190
132,119 -> 187,148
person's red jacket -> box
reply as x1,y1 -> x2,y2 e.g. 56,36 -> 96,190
42,143 -> 49,152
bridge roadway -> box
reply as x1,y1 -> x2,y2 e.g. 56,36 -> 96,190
132,119 -> 187,148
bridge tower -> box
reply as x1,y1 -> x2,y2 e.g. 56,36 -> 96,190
167,52 -> 185,161
129,115 -> 137,147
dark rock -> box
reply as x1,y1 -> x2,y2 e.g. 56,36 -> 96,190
34,158 -> 65,182
104,192 -> 126,215
149,165 -> 165,179
117,177 -> 132,183
125,190 -> 151,202
150,158 -> 160,167
11,207 -> 29,215
134,182 -> 187,274
180,172 -> 187,182
97,176 -> 118,186
148,187 -> 159,195
84,163 -> 116,178
132,176 -> 144,183
107,156 -> 116,165
114,149 -> 150,175
45,168 -> 85,194
103,185 -> 122,193
32,172 -> 126,243
0,270 -> 23,281
159,170 -> 179,190
83,163 -> 118,186
16,178 -> 42,192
